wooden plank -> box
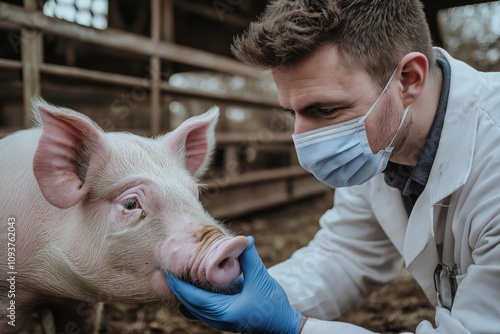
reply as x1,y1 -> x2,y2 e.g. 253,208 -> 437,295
150,0 -> 161,135
290,174 -> 330,200
0,21 -> 19,31
203,178 -> 290,218
0,79 -> 146,105
2,61 -> 280,108
161,0 -> 175,132
162,0 -> 175,42
223,145 -> 239,175
21,0 -> 42,128
216,132 -> 292,144
159,82 -> 279,108
202,172 -> 329,218
290,145 -> 299,165
203,165 -> 309,188
24,0 -> 36,11
41,63 -> 144,87
0,58 -> 22,70
39,62 -> 278,107
0,3 -> 262,78
150,62 -> 161,134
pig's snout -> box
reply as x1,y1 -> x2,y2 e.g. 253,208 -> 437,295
204,236 -> 249,286
162,233 -> 249,290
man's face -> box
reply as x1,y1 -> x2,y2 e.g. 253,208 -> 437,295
272,44 -> 403,155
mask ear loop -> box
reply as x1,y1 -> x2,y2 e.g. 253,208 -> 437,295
359,67 -> 399,124
387,105 -> 411,148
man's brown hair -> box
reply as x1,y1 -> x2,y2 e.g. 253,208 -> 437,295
231,0 -> 436,88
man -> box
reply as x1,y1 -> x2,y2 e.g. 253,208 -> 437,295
167,0 -> 500,333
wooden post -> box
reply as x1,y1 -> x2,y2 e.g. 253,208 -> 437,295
162,0 -> 175,42
150,0 -> 162,136
162,0 -> 175,132
21,0 -> 42,128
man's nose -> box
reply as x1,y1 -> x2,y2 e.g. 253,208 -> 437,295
293,115 -> 317,135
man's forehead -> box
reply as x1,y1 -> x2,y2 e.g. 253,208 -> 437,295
273,45 -> 349,72
272,67 -> 367,107
271,46 -> 365,91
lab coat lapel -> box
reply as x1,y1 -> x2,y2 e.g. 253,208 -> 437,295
403,48 -> 479,300
370,180 -> 408,255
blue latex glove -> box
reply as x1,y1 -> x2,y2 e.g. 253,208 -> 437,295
166,236 -> 302,334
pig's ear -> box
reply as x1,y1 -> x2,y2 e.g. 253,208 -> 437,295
33,101 -> 106,209
162,106 -> 219,178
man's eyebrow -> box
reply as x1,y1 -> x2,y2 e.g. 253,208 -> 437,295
280,101 -> 351,113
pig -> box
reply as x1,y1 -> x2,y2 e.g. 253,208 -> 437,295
0,99 -> 249,333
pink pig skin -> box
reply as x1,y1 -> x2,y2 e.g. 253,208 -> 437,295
0,99 -> 249,333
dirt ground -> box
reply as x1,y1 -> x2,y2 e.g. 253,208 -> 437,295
22,191 -> 435,334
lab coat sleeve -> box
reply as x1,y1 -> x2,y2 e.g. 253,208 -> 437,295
268,184 -> 403,320
301,318 -> 389,334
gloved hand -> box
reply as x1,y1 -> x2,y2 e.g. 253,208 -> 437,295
166,236 -> 302,334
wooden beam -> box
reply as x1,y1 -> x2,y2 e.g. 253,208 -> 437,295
150,0 -> 161,135
21,0 -> 42,128
204,165 -> 308,188
0,58 -> 22,70
35,62 -> 279,107
159,82 -> 279,108
0,3 -> 261,78
216,132 -> 292,144
162,0 -> 175,42
40,63 -> 144,87
202,167 -> 329,218
0,21 -> 19,31
162,0 -> 175,131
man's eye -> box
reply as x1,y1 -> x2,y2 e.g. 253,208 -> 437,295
122,198 -> 140,210
316,108 -> 340,117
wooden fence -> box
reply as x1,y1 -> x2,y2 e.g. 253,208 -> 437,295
0,0 -> 330,218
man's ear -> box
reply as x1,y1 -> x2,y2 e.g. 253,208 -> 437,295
398,52 -> 428,107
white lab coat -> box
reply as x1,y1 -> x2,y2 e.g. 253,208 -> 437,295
269,48 -> 500,334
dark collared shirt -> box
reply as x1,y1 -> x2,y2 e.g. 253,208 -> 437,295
383,58 -> 451,214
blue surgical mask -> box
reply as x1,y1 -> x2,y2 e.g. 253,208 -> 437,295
292,68 -> 410,188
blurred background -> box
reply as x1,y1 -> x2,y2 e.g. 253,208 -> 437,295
1,0 -> 499,333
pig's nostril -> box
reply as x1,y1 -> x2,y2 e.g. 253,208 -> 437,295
205,236 -> 249,286
216,256 -> 240,275
218,257 -> 231,269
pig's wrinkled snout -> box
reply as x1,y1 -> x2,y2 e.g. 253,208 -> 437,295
162,231 -> 250,292
205,236 -> 249,286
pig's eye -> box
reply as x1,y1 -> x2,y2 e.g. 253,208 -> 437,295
122,198 -> 140,210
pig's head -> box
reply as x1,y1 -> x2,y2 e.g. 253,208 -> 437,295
31,99 -> 249,304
